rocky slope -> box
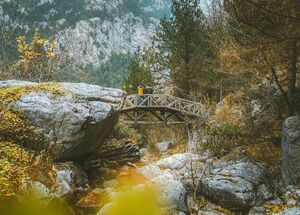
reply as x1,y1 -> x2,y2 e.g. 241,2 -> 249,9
0,0 -> 171,68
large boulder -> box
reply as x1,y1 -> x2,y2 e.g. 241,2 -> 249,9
139,153 -> 206,214
149,175 -> 188,214
140,153 -> 206,190
200,161 -> 274,212
0,81 -> 126,161
282,116 -> 300,186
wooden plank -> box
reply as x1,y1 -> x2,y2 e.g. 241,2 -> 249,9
120,120 -> 197,125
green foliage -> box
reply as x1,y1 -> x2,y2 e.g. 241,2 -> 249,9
124,49 -> 155,94
112,124 -> 142,143
0,193 -> 73,215
2,0 -> 87,34
0,141 -> 52,198
0,108 -> 44,149
158,0 -> 218,98
88,53 -> 131,88
56,53 -> 131,88
202,123 -> 243,157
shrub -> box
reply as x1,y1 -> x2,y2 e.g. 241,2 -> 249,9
0,141 -> 33,197
13,28 -> 58,82
202,123 -> 243,157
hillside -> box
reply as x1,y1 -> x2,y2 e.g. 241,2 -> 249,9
0,0 -> 171,86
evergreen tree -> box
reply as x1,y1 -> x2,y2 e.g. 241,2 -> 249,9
124,49 -> 155,94
158,0 -> 215,98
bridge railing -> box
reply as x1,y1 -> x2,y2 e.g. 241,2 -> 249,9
122,94 -> 205,117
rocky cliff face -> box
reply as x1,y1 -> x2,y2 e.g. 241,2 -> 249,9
0,0 -> 171,68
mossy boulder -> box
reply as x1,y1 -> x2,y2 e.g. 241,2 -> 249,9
0,80 -> 126,161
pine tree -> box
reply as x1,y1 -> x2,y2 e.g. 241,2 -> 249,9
158,0 -> 215,98
124,49 -> 155,94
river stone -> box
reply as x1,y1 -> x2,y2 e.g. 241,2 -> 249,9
31,181 -> 52,199
282,116 -> 300,186
52,162 -> 88,197
139,153 -> 206,214
0,80 -> 126,160
149,175 -> 188,213
155,141 -> 173,152
200,161 -> 273,212
273,207 -> 300,215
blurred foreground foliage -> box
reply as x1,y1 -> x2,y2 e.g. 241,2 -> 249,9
0,193 -> 73,215
104,166 -> 163,215
103,185 -> 162,215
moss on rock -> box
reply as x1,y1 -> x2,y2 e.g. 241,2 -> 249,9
0,82 -> 65,105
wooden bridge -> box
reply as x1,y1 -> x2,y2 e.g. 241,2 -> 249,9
120,94 -> 205,125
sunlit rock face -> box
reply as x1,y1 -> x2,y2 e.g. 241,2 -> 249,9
0,0 -> 171,67
0,80 -> 126,161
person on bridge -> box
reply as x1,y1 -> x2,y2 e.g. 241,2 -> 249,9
137,85 -> 144,96
137,85 -> 154,106
144,86 -> 154,95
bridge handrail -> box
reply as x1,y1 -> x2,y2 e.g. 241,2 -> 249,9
122,94 -> 204,117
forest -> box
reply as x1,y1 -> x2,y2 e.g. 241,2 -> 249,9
0,0 -> 299,215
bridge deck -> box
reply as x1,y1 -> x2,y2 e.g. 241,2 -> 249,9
121,94 -> 204,124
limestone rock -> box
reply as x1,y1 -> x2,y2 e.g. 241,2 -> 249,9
282,116 -> 300,186
0,80 -> 36,88
140,153 -> 205,184
149,175 -> 188,213
139,153 -> 206,214
31,181 -> 52,199
273,207 -> 300,215
155,140 -> 173,152
281,207 -> 300,215
52,162 -> 88,197
0,80 -> 126,161
200,161 -> 274,212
